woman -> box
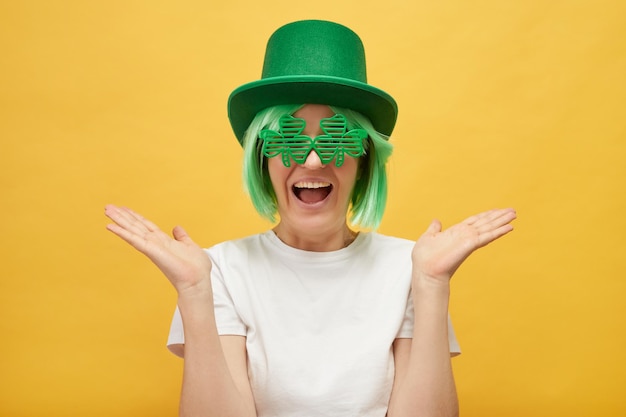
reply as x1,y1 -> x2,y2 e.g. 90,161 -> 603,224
105,20 -> 516,417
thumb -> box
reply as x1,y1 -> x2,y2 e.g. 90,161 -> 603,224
172,225 -> 194,243
425,219 -> 442,235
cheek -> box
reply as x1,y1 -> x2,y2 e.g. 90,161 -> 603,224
267,158 -> 291,191
267,157 -> 282,179
339,159 -> 360,187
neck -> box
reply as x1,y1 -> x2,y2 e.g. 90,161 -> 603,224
273,222 -> 358,252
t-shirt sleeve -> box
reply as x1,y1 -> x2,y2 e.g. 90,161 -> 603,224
166,305 -> 185,357
166,248 -> 247,357
395,290 -> 461,355
447,315 -> 461,356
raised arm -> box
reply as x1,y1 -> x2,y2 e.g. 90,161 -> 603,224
104,205 -> 256,417
388,208 -> 517,417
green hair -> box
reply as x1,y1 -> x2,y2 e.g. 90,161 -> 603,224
241,104 -> 393,229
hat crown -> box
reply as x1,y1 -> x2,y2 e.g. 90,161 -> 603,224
261,20 -> 367,82
228,20 -> 397,144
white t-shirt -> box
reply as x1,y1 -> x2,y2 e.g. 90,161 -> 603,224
168,231 -> 460,417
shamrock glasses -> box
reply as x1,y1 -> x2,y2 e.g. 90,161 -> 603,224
259,114 -> 367,167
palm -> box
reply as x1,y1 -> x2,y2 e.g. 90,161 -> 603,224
412,208 -> 516,281
104,205 -> 212,293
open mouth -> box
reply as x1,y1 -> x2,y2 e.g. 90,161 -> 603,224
293,181 -> 333,204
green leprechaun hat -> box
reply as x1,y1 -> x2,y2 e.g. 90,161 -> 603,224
227,20 -> 398,145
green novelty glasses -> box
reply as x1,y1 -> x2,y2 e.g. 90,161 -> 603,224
259,114 -> 367,167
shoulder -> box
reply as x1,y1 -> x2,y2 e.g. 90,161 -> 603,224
205,231 -> 280,266
206,231 -> 268,255
207,232 -> 267,251
359,232 -> 414,256
366,232 -> 414,247
348,232 -> 415,275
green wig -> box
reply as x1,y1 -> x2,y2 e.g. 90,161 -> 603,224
241,105 -> 393,229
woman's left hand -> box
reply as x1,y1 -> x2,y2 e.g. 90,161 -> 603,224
411,208 -> 517,283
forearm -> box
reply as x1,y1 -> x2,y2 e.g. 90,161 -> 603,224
103,205 -> 255,415
388,277 -> 458,417
177,289 -> 255,417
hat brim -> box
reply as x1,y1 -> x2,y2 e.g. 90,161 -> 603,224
227,75 -> 398,144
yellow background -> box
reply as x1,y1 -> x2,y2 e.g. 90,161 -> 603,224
1,0 -> 624,416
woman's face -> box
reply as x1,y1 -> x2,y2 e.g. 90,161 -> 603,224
268,104 -> 360,235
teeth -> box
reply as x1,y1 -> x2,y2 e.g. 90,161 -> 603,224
294,181 -> 331,189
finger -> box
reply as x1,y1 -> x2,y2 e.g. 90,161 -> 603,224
474,209 -> 516,245
105,205 -> 158,236
474,208 -> 516,233
468,208 -> 516,229
122,206 -> 160,232
463,209 -> 499,226
105,207 -> 148,238
477,223 -> 514,247
105,222 -> 150,252
105,205 -> 137,231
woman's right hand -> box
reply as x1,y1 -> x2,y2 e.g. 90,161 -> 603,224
104,204 -> 213,295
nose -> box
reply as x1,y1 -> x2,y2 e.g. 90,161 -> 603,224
302,149 -> 324,169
